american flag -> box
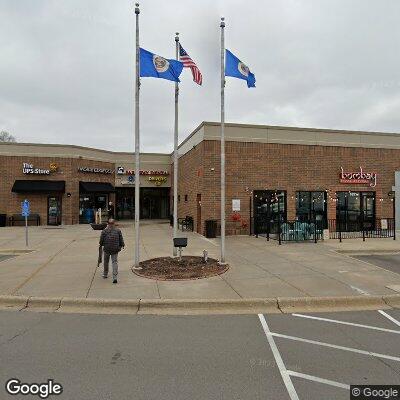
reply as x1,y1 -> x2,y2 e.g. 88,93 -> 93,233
179,44 -> 202,85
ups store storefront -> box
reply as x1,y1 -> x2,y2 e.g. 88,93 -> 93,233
0,143 -> 171,226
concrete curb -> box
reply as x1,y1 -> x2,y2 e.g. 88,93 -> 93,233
0,294 -> 399,315
27,296 -> 62,311
0,295 -> 28,310
138,298 -> 280,315
277,295 -> 390,314
59,298 -> 140,314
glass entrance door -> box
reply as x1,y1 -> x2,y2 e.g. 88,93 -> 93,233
47,196 -> 61,225
253,190 -> 287,234
336,191 -> 375,231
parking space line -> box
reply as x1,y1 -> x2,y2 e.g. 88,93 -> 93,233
378,310 -> 400,328
292,313 -> 400,335
270,332 -> 400,362
287,371 -> 350,390
258,314 -> 300,400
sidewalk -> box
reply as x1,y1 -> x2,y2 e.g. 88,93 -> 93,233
0,222 -> 400,301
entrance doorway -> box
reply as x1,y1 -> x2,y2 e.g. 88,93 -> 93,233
253,190 -> 287,235
336,191 -> 376,231
47,195 -> 62,225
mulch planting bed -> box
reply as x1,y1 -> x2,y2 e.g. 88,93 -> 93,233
132,256 -> 229,281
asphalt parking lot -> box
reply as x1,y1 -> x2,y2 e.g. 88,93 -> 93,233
354,253 -> 400,275
1,309 -> 400,399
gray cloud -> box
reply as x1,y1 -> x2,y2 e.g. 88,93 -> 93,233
0,0 -> 399,152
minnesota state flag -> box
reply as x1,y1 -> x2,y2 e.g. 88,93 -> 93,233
225,49 -> 256,88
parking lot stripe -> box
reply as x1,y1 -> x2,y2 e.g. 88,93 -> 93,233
292,313 -> 400,335
258,314 -> 300,400
287,371 -> 350,390
378,310 -> 400,328
270,332 -> 400,362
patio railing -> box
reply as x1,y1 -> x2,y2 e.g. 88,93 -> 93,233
328,218 -> 395,241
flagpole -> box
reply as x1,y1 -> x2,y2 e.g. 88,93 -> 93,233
134,3 -> 140,267
220,17 -> 226,264
173,32 -> 179,257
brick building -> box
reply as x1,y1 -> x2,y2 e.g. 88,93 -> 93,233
1,122 -> 399,235
175,122 -> 400,236
0,143 -> 170,226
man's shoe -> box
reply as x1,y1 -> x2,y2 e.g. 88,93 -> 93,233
102,275 -> 108,279
113,279 -> 117,284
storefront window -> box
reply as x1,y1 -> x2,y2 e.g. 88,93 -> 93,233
253,190 -> 287,234
336,191 -> 375,231
115,188 -> 170,220
296,191 -> 327,228
79,194 -> 109,223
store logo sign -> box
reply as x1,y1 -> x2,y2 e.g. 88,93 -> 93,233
149,176 -> 167,186
22,163 -> 51,175
78,166 -> 113,174
117,166 -> 169,176
340,166 -> 377,187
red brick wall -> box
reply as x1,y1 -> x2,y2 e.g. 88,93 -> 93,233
178,140 -> 399,235
173,143 -> 204,233
0,156 -> 115,225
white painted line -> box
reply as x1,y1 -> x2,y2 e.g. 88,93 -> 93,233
349,285 -> 370,295
287,370 -> 350,390
270,332 -> 400,362
292,313 -> 400,335
378,310 -> 400,328
258,314 -> 299,400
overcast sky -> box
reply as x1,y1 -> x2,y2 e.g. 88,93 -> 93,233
1,0 -> 399,153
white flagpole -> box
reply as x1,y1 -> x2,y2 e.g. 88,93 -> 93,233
173,32 -> 179,257
134,3 -> 141,267
220,17 -> 226,264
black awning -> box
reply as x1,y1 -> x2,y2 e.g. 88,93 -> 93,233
12,180 -> 65,193
79,181 -> 115,193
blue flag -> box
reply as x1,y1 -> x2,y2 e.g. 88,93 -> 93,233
225,49 -> 256,88
140,48 -> 184,82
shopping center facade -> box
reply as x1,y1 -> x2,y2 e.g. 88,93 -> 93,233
1,122 -> 399,236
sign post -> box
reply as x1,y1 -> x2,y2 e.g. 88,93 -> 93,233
21,199 -> 30,247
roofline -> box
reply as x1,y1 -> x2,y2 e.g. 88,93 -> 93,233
0,141 -> 169,157
199,121 -> 400,137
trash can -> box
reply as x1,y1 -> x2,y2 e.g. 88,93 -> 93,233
205,219 -> 217,238
0,214 -> 6,227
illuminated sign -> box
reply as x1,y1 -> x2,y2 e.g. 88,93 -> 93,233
340,167 -> 377,187
23,163 -> 50,175
117,166 -> 169,176
78,167 -> 113,174
148,176 -> 167,186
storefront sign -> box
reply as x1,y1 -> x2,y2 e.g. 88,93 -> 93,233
22,163 -> 50,175
149,176 -> 167,186
232,199 -> 241,211
121,175 -> 135,185
78,166 -> 113,174
117,166 -> 169,176
340,167 -> 377,187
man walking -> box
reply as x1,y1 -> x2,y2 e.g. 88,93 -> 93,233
99,219 -> 125,284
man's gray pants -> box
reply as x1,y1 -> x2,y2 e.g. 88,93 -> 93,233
103,252 -> 118,279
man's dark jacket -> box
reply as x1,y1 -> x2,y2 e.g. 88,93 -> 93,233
99,227 -> 125,254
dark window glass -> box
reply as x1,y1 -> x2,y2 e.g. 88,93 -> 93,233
295,191 -> 327,228
336,191 -> 375,231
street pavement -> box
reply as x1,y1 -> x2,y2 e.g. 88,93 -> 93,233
1,222 -> 400,300
1,309 -> 400,399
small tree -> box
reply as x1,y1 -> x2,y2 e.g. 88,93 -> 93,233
0,131 -> 16,142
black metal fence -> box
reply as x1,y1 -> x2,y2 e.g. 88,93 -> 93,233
254,217 -> 324,244
328,218 -> 395,241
